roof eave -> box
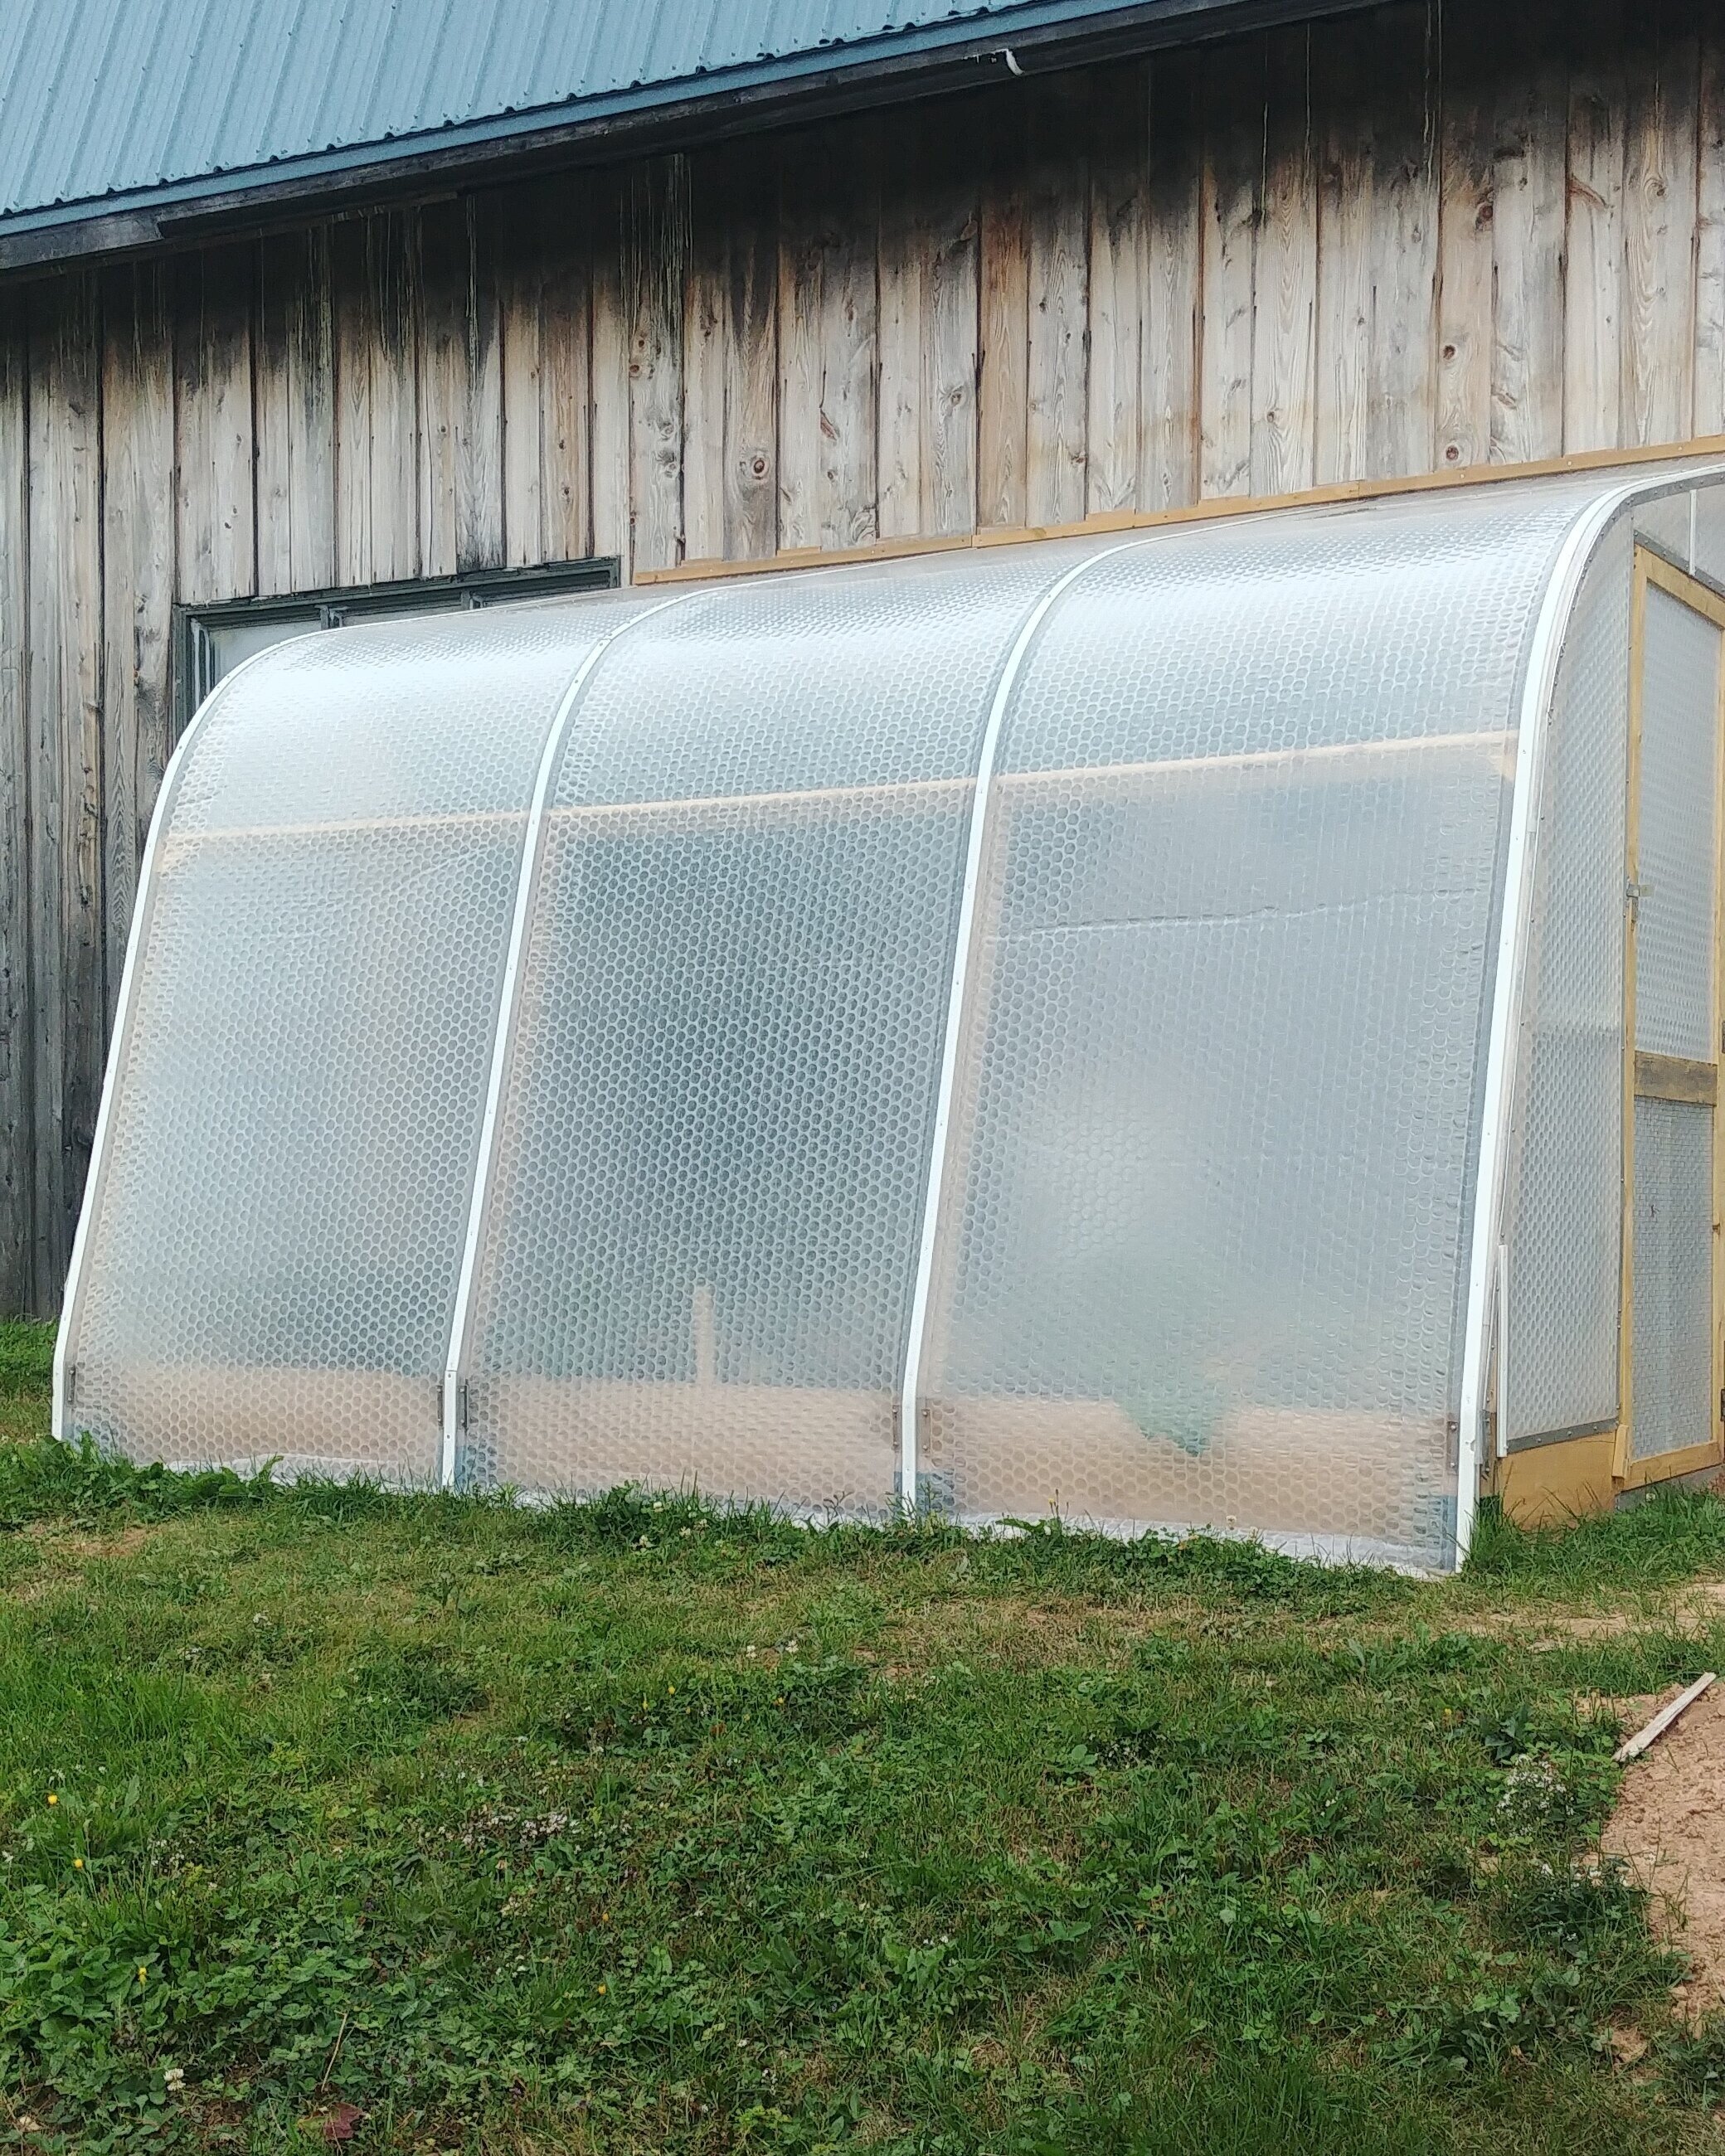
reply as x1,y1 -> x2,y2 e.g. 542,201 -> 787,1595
0,0 -> 1375,274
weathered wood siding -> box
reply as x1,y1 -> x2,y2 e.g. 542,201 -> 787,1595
2,0 -> 1725,1310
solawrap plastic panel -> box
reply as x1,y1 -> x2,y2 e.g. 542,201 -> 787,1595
62,596 -> 661,1479
60,464 -> 1725,1565
460,551 -> 1076,1510
1630,1097 -> 1716,1462
1499,526 -> 1633,1446
1625,579 -> 1722,1468
917,489 -> 1589,1567
1636,586 -> 1722,1061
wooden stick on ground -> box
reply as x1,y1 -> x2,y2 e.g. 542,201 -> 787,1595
1614,1673 -> 1718,1765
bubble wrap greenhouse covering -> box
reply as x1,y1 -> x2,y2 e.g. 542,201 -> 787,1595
60,595 -> 667,1480
459,551 -> 1067,1509
56,464 -> 1725,1567
916,489 -> 1590,1565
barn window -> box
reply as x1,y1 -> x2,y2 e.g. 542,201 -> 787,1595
172,557 -> 620,728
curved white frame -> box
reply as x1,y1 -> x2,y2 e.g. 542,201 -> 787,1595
53,637 -> 299,1444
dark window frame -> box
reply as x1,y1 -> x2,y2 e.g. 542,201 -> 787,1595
172,556 -> 622,731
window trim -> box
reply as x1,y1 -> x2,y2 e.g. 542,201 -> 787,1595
172,556 -> 622,730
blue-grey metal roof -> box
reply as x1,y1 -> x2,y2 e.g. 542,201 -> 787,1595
0,0 -> 1351,262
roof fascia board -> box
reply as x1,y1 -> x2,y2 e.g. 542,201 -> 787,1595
0,0 -> 1376,274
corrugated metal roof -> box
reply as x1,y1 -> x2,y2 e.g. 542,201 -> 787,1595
0,0 -> 1319,254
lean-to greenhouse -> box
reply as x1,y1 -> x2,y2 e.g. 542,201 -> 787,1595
55,462 -> 1725,1571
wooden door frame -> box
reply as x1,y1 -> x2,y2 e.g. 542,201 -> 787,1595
1612,546 -> 1725,1487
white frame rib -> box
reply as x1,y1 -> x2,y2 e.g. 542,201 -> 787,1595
1456,464 -> 1725,1565
439,591 -> 703,1487
897,540 -> 1148,1510
53,639 -> 298,1443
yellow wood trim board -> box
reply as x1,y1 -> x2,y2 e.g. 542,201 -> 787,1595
1633,1051 -> 1719,1104
1495,1430 -> 1619,1527
1615,554 -> 1649,1483
637,431 -> 1725,587
1619,1440 -> 1724,1491
1644,548 -> 1725,627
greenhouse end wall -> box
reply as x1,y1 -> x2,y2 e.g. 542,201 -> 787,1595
56,464 -> 1725,1571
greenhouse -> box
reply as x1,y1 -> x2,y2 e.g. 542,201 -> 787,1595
53,460 -> 1725,1571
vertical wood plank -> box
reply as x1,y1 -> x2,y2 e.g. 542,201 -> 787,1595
1142,49 -> 1203,509
256,227 -> 336,595
541,170 -> 594,564
100,263 -> 174,1027
977,89 -> 1033,529
331,220 -> 373,586
1026,78 -> 1090,525
174,243 -> 256,604
1698,31 -> 1725,436
1435,0 -> 1496,469
1087,62 -> 1148,514
777,126 -> 878,551
1491,14 -> 1567,463
498,182 -> 547,567
27,275 -> 104,1305
459,196 -> 506,573
625,157 -> 688,572
369,211 -> 420,581
775,134 -> 824,552
0,303 -> 29,1310
1564,0 -> 1627,453
683,144 -> 780,561
721,142 -> 779,559
922,118 -> 979,537
1314,20 -> 1373,482
824,133 -> 878,551
1251,27 -> 1318,496
418,197 -> 503,579
1200,38 -> 1263,499
879,114 -> 979,539
418,199 -> 466,580
683,153 -> 729,561
1622,2 -> 1699,446
876,113 -> 926,541
590,172 -> 633,578
1367,4 -> 1439,477
333,212 -> 421,585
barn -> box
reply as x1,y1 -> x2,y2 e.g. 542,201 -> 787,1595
7,0 -> 1725,1553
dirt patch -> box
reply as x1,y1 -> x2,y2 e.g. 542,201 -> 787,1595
6,1521 -> 159,1601
1458,1583 -> 1725,1645
57,1522 -> 155,1560
1602,1678 -> 1725,2014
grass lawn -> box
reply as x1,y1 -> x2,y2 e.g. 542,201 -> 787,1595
4,1318 -> 1725,2153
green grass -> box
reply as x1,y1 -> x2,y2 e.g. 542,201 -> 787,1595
2,1323 -> 1725,2152
0,1320 -> 55,1448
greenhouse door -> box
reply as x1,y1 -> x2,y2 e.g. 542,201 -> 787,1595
1621,550 -> 1725,1487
